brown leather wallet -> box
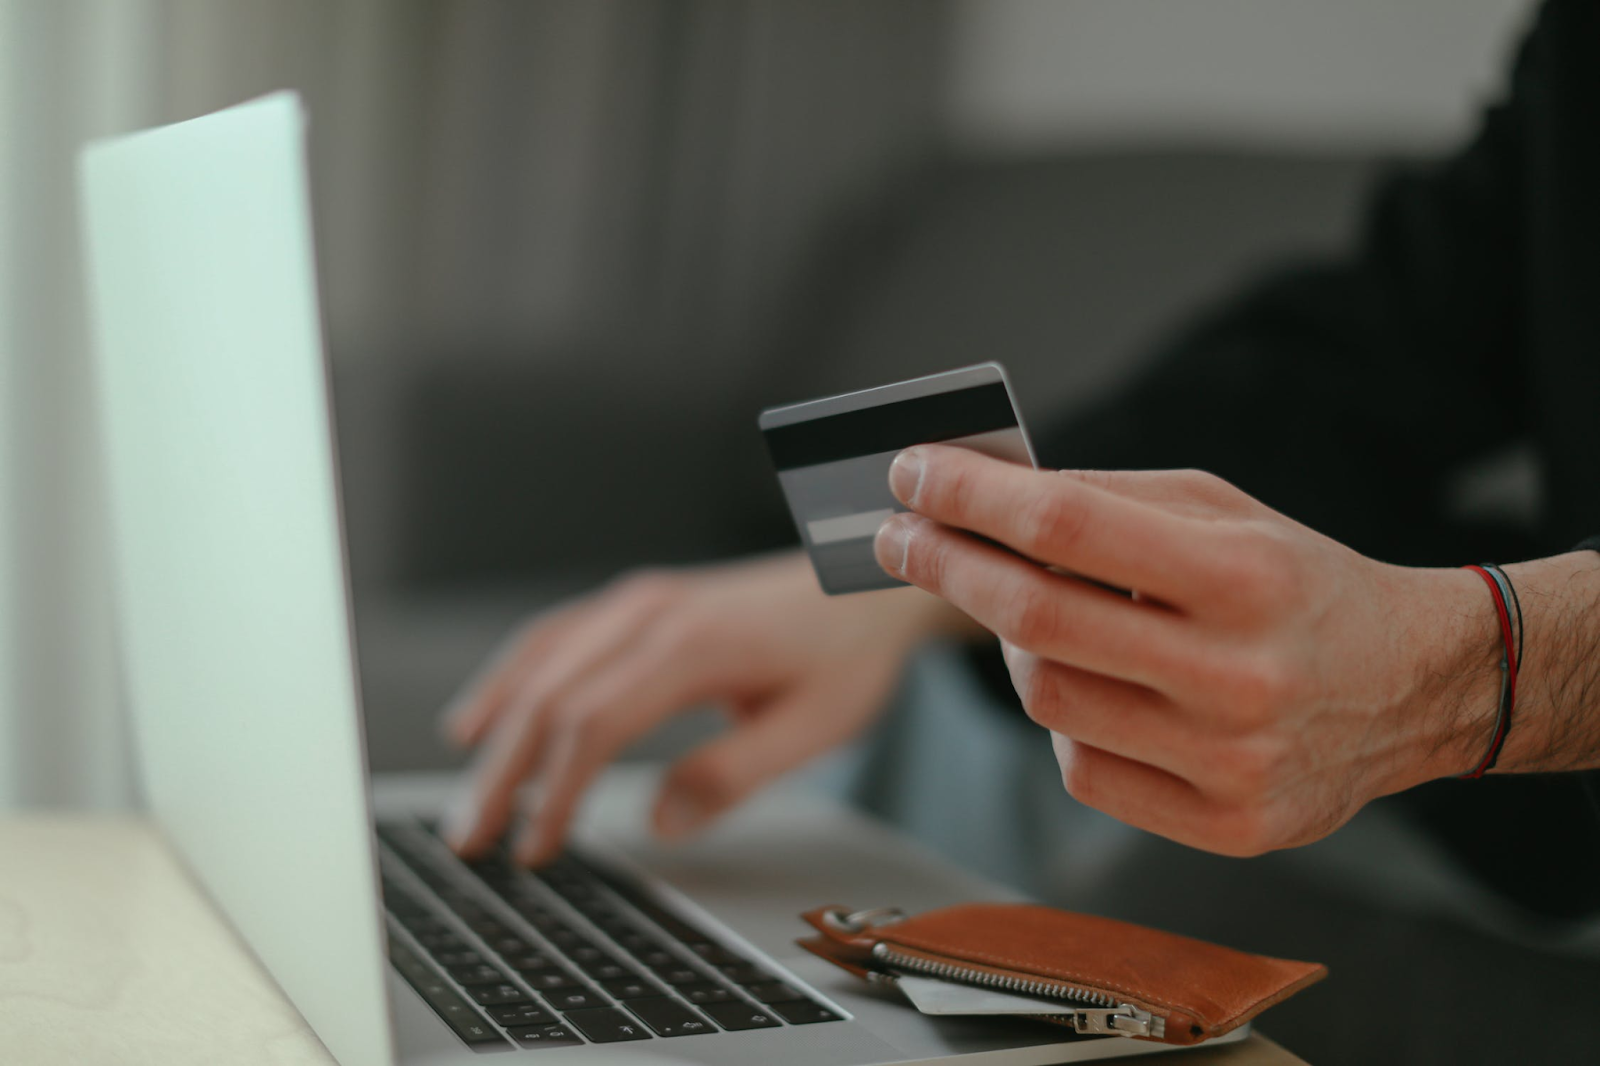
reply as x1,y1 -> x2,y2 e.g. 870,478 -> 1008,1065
798,903 -> 1326,1046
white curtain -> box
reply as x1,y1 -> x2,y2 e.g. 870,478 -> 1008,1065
0,0 -> 946,807
0,0 -> 159,808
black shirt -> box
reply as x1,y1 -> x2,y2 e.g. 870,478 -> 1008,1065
995,0 -> 1600,920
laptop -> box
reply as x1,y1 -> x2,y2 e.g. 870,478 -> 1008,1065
79,92 -> 1233,1066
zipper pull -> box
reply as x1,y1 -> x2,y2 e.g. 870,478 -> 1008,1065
1070,1005 -> 1156,1038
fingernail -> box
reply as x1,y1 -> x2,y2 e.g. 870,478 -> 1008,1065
657,791 -> 705,840
512,821 -> 543,866
441,802 -> 476,853
874,513 -> 917,577
889,448 -> 925,506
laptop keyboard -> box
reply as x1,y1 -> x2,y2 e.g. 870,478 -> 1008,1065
376,819 -> 842,1051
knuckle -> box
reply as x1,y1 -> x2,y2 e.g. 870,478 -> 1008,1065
1055,740 -> 1099,805
611,568 -> 682,609
929,458 -> 980,517
1231,530 -> 1301,609
660,605 -> 714,651
1209,737 -> 1282,802
1226,652 -> 1296,722
1003,582 -> 1062,646
1177,468 -> 1247,509
1066,468 -> 1117,492
1011,655 -> 1058,727
677,757 -> 736,808
1020,487 -> 1089,556
551,699 -> 608,750
1179,468 -> 1229,494
898,526 -> 946,590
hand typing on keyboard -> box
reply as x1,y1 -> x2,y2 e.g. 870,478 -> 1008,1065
438,552 -> 976,865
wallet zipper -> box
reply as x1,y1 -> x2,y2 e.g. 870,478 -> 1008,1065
869,942 -> 1165,1039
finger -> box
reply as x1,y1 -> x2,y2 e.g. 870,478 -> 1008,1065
652,681 -> 887,841
511,626 -> 734,865
1051,734 -> 1284,857
889,444 -> 1231,606
445,669 -> 564,858
440,601 -> 589,748
878,514 -> 1191,689
1002,642 -> 1195,778
445,585 -> 677,855
1049,734 -> 1224,849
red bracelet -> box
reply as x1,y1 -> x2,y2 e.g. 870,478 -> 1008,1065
1460,564 -> 1518,779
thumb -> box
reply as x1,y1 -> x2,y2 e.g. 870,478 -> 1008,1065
651,689 -> 861,840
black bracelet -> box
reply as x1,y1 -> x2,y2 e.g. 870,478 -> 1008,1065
1459,563 -> 1521,779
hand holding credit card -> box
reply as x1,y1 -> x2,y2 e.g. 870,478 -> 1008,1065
760,363 -> 1036,594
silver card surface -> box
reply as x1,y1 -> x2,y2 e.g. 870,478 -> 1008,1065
894,975 -> 1070,1016
760,363 -> 1036,595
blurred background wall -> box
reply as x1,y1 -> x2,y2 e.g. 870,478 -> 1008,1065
0,0 -> 1533,806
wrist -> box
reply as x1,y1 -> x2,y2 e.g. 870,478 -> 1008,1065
1388,565 -> 1505,788
1490,552 -> 1600,773
1398,552 -> 1600,784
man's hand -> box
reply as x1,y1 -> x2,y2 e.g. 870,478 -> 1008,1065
440,552 -> 971,866
871,444 -> 1584,857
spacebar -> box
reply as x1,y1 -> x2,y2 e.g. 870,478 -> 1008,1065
389,934 -> 511,1048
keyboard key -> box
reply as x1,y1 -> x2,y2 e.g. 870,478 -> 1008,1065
437,891 -> 486,916
545,987 -> 605,1012
678,982 -> 733,1005
700,1000 -> 781,1031
583,961 -> 634,981
384,897 -> 431,921
521,902 -> 566,928
654,966 -> 703,987
627,996 -> 715,1038
769,999 -> 843,1025
601,977 -> 660,1000
522,968 -> 581,991
469,984 -> 531,1006
397,912 -> 450,936
489,1003 -> 556,1027
686,942 -> 741,966
639,948 -> 676,969
485,935 -> 534,957
718,963 -> 771,985
575,902 -> 619,922
505,952 -> 557,972
546,928 -> 587,950
467,918 -> 513,940
510,1024 -> 583,1048
745,980 -> 802,1004
564,1006 -> 652,1043
447,964 -> 510,987
414,931 -> 466,952
432,948 -> 483,967
595,919 -> 637,941
388,936 -> 510,1049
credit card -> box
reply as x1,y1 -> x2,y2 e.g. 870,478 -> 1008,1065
893,974 -> 1069,1016
759,362 -> 1036,595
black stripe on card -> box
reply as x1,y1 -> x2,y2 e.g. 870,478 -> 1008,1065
763,382 -> 1017,471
